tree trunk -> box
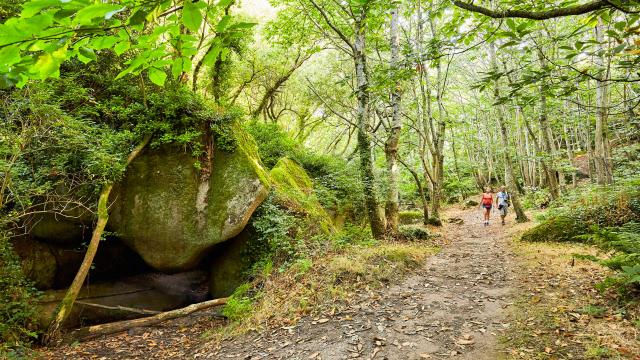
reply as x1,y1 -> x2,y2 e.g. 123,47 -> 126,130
594,20 -> 613,185
44,134 -> 152,344
489,44 -> 528,222
400,160 -> 429,225
536,95 -> 559,196
428,17 -> 446,220
354,17 -> 386,239
384,6 -> 402,234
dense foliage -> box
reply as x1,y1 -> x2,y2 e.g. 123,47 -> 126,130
523,179 -> 640,293
0,233 -> 39,355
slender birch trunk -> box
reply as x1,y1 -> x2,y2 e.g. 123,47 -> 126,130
384,5 -> 402,233
354,16 -> 386,239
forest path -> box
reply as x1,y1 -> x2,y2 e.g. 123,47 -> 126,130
43,206 -> 533,360
208,207 -> 533,360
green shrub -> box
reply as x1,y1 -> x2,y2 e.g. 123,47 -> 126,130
540,180 -> 640,228
521,188 -> 552,209
244,121 -> 297,169
521,216 -> 588,243
398,225 -> 434,241
577,222 -> 640,294
245,196 -> 298,269
399,210 -> 423,225
331,224 -> 376,249
443,177 -> 477,203
0,234 -> 40,356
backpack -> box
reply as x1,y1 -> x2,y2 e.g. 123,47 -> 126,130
482,193 -> 492,206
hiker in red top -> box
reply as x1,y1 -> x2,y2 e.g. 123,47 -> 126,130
480,187 -> 494,226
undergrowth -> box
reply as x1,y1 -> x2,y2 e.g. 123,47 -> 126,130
0,232 -> 41,358
521,178 -> 640,296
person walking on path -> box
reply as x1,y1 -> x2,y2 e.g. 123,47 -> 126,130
496,186 -> 510,226
480,187 -> 493,226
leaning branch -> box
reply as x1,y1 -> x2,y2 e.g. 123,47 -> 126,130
69,298 -> 228,342
452,0 -> 611,20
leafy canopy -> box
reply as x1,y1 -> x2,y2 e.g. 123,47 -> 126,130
0,0 -> 255,88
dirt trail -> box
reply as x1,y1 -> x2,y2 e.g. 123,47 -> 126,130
209,208 -> 530,360
44,207 -> 532,359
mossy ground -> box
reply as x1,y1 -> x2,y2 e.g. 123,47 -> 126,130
520,216 -> 588,243
502,237 -> 640,359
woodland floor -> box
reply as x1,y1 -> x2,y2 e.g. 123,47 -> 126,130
41,206 -> 640,360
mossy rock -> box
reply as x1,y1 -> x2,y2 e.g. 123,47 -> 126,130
208,228 -> 253,298
11,238 -> 57,289
26,203 -> 94,245
398,225 -> 434,241
109,123 -> 271,272
426,217 -> 443,227
399,210 -> 423,225
464,199 -> 479,208
269,158 -> 334,235
520,216 -> 588,243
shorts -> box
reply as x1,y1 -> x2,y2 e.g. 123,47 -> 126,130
499,205 -> 508,216
483,204 -> 492,210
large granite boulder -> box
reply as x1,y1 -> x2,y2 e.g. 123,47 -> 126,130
109,123 -> 271,272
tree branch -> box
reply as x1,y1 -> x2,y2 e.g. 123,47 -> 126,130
308,0 -> 355,52
452,0 -> 611,20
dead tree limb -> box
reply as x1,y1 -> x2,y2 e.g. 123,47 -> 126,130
75,301 -> 161,316
69,298 -> 228,342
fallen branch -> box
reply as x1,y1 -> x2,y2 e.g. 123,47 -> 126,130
75,301 -> 161,316
68,297 -> 228,342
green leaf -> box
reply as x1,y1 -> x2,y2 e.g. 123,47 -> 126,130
171,58 -> 184,78
201,41 -> 221,65
77,47 -> 97,63
91,35 -> 119,50
0,46 -> 21,70
74,4 -> 124,25
33,53 -> 57,78
21,0 -> 63,18
114,41 -> 130,55
148,67 -> 167,86
182,1 -> 203,32
216,15 -> 232,32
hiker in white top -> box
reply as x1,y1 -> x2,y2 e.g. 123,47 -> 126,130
496,186 -> 510,226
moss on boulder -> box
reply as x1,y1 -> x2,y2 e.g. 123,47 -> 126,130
520,216 -> 588,243
208,228 -> 253,298
109,123 -> 270,272
399,210 -> 423,225
269,158 -> 334,234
